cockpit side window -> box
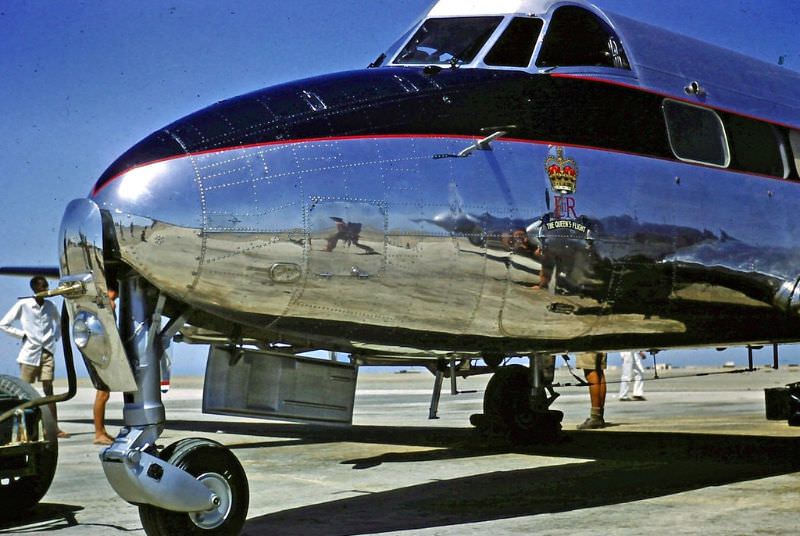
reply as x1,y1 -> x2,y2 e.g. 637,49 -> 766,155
484,17 -> 543,68
393,17 -> 503,66
536,6 -> 629,69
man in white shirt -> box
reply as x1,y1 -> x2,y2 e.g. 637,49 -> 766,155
0,276 -> 69,438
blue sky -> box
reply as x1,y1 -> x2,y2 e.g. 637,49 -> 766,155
1,0 -> 799,377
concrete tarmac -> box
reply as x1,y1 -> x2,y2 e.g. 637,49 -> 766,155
3,365 -> 800,535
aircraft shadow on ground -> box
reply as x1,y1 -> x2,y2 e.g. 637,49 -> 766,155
0,503 -> 82,533
243,431 -> 800,535
75,418 -> 800,535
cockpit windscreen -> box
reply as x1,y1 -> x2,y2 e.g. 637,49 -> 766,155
393,17 -> 503,66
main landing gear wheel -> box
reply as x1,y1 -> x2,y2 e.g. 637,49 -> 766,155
0,374 -> 58,515
139,438 -> 249,536
474,364 -> 562,443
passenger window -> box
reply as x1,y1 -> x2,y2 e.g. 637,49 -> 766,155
484,17 -> 543,68
790,130 -> 800,177
662,100 -> 729,167
536,6 -> 629,69
725,115 -> 786,177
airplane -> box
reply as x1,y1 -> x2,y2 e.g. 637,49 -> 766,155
3,0 -> 800,533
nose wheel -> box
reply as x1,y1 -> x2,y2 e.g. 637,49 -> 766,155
138,438 -> 249,535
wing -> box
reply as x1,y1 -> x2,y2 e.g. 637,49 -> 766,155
0,266 -> 60,278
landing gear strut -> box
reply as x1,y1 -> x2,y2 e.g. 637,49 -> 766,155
471,355 -> 563,442
98,275 -> 249,536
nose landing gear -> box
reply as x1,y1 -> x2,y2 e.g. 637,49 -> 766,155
95,275 -> 250,536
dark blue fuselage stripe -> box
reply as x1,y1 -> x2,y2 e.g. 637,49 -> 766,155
92,68 -> 794,195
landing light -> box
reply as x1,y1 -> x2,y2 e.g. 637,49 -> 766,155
72,311 -> 108,363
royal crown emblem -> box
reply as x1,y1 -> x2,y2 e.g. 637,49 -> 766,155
545,146 -> 578,194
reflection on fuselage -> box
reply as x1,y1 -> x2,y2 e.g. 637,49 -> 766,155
92,134 -> 800,356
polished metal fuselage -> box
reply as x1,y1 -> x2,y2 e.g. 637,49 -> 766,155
90,100 -> 800,358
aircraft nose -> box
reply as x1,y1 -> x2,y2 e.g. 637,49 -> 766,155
92,154 -> 202,230
89,146 -> 206,303
88,130 -> 309,311
86,67 -> 432,312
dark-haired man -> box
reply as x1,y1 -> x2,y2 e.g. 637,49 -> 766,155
0,276 -> 70,438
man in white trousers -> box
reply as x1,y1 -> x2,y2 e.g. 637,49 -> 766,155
619,350 -> 646,401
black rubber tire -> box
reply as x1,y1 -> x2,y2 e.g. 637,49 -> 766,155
483,364 -> 532,436
482,365 -> 562,442
139,438 -> 249,536
0,374 -> 58,515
